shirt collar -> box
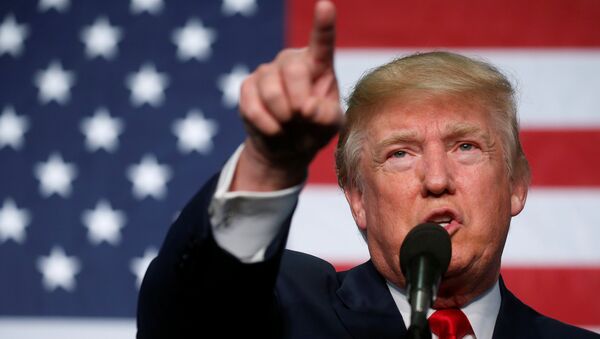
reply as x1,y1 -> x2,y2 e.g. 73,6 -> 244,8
387,280 -> 501,339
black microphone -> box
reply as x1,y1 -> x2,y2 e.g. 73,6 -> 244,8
400,223 -> 452,339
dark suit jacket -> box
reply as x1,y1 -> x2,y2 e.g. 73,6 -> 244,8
137,175 -> 598,338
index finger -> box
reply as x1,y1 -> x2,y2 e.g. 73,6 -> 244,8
308,0 -> 336,70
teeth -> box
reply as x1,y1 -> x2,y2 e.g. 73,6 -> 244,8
426,215 -> 455,228
427,218 -> 452,227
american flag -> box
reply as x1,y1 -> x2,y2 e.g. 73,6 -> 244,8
1,0 -> 599,337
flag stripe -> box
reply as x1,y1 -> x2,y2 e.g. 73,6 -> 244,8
501,268 -> 600,326
0,318 -> 134,339
521,130 -> 600,187
308,129 -> 600,187
287,0 -> 600,47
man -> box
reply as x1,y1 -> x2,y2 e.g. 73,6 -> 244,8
136,1 -> 598,338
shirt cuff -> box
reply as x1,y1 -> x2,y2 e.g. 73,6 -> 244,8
209,145 -> 303,263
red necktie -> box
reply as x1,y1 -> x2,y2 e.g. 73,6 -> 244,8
428,309 -> 474,339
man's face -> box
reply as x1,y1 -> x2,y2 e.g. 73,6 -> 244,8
345,94 -> 527,307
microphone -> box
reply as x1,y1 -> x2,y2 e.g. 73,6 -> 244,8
400,223 -> 452,339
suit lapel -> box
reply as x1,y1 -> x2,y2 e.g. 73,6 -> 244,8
333,260 -> 406,339
492,276 -> 539,339
333,266 -> 546,339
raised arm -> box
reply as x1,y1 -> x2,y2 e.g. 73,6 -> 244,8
233,0 -> 342,192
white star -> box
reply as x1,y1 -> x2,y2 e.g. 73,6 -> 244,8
37,246 -> 81,292
126,64 -> 169,107
130,247 -> 157,288
127,155 -> 172,200
80,17 -> 122,59
38,0 -> 70,12
80,108 -> 124,152
34,153 -> 78,198
82,200 -> 126,246
0,199 -> 31,244
172,109 -> 218,154
0,106 -> 29,150
172,19 -> 216,61
34,61 -> 75,105
217,64 -> 249,108
130,0 -> 163,15
222,0 -> 257,16
0,14 -> 29,57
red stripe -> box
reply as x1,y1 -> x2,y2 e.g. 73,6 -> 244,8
308,137 -> 338,185
308,129 -> 600,187
501,267 -> 600,327
521,129 -> 600,187
332,262 -> 600,326
287,0 -> 600,47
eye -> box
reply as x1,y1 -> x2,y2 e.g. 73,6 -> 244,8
391,150 -> 407,158
458,143 -> 475,151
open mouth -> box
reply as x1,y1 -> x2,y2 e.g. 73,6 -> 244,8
423,208 -> 462,230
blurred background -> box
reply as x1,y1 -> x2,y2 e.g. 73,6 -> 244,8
0,0 -> 598,337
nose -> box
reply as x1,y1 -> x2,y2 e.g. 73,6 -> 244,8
419,147 -> 455,197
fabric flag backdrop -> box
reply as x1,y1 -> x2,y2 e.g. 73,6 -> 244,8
0,0 -> 598,337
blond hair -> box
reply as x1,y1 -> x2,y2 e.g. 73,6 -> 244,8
335,51 -> 530,191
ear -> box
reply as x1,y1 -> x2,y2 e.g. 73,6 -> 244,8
344,185 -> 367,231
510,178 -> 528,217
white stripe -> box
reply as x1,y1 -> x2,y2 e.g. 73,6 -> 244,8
504,188 -> 600,266
335,49 -> 600,128
287,185 -> 369,262
0,317 -> 135,339
288,186 -> 600,265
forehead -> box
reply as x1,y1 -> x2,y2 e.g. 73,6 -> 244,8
363,94 -> 495,139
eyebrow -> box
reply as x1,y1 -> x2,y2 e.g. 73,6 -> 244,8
372,130 -> 420,158
371,122 -> 494,157
443,123 -> 493,146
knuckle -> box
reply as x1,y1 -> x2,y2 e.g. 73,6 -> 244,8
242,106 -> 261,123
255,63 -> 273,76
276,48 -> 302,62
262,124 -> 281,137
276,49 -> 291,61
239,78 -> 257,110
239,78 -> 253,99
282,60 -> 308,79
260,82 -> 284,104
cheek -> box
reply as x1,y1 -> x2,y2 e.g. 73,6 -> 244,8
364,174 -> 409,219
456,167 -> 512,248
363,177 -> 415,247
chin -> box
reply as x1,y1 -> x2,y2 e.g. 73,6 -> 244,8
432,294 -> 471,309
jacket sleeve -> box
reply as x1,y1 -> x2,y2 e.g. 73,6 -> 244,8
136,173 -> 295,338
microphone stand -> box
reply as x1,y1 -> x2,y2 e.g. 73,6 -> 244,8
405,254 -> 438,339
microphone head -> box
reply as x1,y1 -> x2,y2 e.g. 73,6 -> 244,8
400,223 -> 452,281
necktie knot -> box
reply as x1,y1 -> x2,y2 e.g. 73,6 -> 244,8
428,309 -> 474,339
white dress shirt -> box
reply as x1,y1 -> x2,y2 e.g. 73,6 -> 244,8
209,145 -> 500,338
388,280 -> 500,339
209,145 -> 301,262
